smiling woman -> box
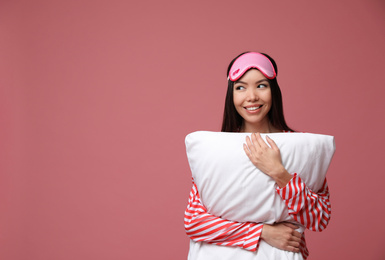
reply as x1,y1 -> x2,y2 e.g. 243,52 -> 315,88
221,52 -> 294,133
184,52 -> 332,260
233,69 -> 273,133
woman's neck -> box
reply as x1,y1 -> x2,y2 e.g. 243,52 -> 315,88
240,121 -> 280,133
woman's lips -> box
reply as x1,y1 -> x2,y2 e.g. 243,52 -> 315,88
245,105 -> 263,112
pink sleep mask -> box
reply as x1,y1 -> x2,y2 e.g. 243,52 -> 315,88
228,52 -> 276,81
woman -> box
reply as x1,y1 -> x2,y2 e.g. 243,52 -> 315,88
184,52 -> 331,259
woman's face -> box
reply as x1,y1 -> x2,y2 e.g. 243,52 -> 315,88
233,69 -> 272,132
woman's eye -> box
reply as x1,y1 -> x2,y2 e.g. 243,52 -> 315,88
235,86 -> 245,90
257,84 -> 267,88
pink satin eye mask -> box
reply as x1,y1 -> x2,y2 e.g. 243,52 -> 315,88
228,52 -> 276,81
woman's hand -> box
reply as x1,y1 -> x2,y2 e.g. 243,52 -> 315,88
243,133 -> 292,188
261,222 -> 302,253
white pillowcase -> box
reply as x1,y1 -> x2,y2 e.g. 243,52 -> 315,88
185,131 -> 335,224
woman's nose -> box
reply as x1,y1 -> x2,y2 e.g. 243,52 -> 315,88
247,89 -> 258,101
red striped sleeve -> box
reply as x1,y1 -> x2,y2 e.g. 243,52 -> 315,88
300,233 -> 309,259
275,174 -> 331,259
276,174 -> 331,232
184,182 -> 263,251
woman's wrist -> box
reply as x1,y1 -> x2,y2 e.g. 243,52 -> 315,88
260,223 -> 269,241
270,167 -> 292,188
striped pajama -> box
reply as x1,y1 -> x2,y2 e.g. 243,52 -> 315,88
184,174 -> 331,259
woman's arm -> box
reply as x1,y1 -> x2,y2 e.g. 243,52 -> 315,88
244,133 -> 331,231
185,181 -> 303,252
276,174 -> 331,231
184,181 -> 263,251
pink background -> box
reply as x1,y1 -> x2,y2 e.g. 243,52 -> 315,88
1,0 -> 385,259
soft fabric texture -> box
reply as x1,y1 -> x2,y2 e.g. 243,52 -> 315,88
185,131 -> 335,224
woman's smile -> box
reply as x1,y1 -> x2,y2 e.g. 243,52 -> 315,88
244,104 -> 263,112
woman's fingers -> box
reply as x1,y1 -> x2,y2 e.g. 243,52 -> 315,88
245,136 -> 253,149
284,231 -> 301,252
283,223 -> 302,243
266,135 -> 279,151
243,143 -> 252,159
245,136 -> 256,154
245,133 -> 272,152
252,132 -> 269,148
250,133 -> 260,148
282,222 -> 299,230
287,246 -> 300,253
244,133 -> 269,155
261,223 -> 302,253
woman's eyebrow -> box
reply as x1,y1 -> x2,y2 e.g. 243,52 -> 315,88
235,80 -> 247,84
256,79 -> 269,84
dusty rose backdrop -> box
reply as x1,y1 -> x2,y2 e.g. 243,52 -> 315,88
1,0 -> 384,259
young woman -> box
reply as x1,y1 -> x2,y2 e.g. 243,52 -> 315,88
184,52 -> 331,259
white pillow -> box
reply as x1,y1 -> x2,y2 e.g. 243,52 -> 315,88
185,131 -> 335,224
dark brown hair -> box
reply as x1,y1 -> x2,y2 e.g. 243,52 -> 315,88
221,52 -> 294,132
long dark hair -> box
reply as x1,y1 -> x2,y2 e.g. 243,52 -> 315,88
221,52 -> 294,132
